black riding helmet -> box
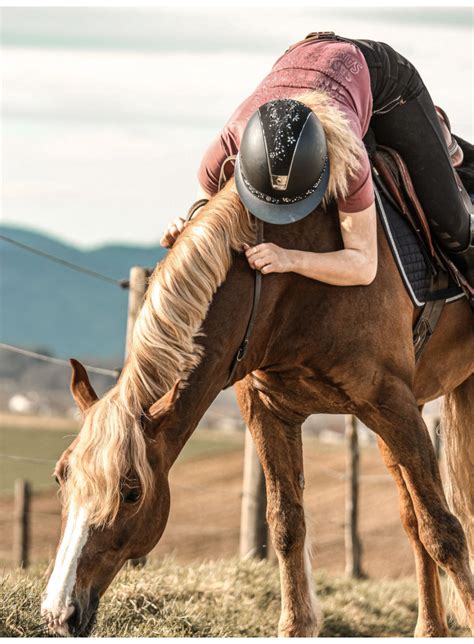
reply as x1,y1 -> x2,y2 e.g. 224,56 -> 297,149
235,98 -> 330,225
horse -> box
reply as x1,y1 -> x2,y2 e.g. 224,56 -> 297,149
41,92 -> 474,637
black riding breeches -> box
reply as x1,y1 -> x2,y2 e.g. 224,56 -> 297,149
356,39 -> 471,253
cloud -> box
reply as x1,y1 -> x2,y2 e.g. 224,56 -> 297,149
2,8 -> 472,247
2,7 -> 471,54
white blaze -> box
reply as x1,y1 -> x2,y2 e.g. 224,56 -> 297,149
41,501 -> 89,635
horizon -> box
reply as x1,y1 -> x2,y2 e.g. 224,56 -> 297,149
0,221 -> 164,252
2,7 -> 473,248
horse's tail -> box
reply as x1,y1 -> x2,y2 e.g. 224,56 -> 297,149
442,375 -> 474,627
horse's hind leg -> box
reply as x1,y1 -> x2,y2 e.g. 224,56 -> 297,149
443,375 -> 474,629
235,377 -> 321,637
359,380 -> 474,631
377,436 -> 449,636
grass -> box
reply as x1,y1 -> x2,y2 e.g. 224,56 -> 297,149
0,558 -> 468,637
0,412 -> 243,493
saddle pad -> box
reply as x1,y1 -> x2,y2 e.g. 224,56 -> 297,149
373,181 -> 464,307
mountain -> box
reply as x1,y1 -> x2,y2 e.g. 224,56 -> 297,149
0,225 -> 167,359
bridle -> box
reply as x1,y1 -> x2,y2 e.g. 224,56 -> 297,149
184,155 -> 264,389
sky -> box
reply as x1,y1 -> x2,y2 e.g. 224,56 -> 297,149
1,7 -> 473,248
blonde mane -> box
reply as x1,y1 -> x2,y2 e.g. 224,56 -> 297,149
296,90 -> 364,206
65,90 -> 362,526
66,186 -> 255,525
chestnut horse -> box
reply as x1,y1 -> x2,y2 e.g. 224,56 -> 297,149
41,185 -> 473,637
41,94 -> 473,636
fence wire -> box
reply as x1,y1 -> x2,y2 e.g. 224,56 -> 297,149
0,342 -> 120,377
0,453 -> 57,465
0,232 -> 154,295
0,233 -> 130,289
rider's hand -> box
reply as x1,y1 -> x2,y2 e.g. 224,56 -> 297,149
160,216 -> 187,248
243,243 -> 294,274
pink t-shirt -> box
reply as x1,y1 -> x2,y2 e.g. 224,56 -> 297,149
198,39 -> 374,213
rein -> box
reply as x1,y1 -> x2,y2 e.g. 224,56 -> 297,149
225,215 -> 264,388
217,156 -> 264,388
185,155 -> 264,389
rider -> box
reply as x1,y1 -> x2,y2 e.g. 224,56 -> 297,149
160,33 -> 474,293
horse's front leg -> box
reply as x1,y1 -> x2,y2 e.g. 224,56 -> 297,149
235,378 -> 321,638
377,436 -> 449,637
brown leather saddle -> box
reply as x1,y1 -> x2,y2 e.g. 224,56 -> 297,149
371,108 -> 473,360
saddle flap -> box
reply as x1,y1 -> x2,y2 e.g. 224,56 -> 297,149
373,145 -> 473,296
373,146 -> 436,257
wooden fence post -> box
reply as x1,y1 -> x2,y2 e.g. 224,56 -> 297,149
240,429 -> 267,559
427,415 -> 441,462
13,478 -> 31,568
344,415 -> 364,578
126,266 -> 148,567
126,266 -> 148,357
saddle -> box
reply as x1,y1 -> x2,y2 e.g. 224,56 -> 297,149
369,108 -> 473,360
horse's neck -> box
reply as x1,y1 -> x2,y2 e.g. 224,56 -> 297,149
157,256 -> 258,466
156,205 -> 343,466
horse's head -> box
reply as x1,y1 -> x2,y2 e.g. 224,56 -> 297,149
41,360 -> 178,636
39,186 -> 258,635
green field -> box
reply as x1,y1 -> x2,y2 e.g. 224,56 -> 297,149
0,415 -> 243,494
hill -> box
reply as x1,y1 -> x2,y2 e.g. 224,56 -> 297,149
0,225 -> 167,359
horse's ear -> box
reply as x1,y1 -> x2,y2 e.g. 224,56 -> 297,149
69,358 -> 98,413
148,381 -> 181,424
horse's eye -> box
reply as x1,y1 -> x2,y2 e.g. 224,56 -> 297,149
124,489 -> 140,504
54,475 -> 60,485
122,486 -> 141,504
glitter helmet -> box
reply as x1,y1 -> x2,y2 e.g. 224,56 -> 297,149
234,98 -> 330,225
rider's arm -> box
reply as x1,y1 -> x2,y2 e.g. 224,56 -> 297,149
245,202 -> 378,286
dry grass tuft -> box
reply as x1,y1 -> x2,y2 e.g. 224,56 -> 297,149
0,558 -> 468,637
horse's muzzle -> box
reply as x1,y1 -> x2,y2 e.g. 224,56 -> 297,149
67,593 -> 99,636
42,592 -> 99,636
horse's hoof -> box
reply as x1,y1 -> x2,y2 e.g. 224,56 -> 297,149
278,617 -> 321,637
414,621 -> 449,637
